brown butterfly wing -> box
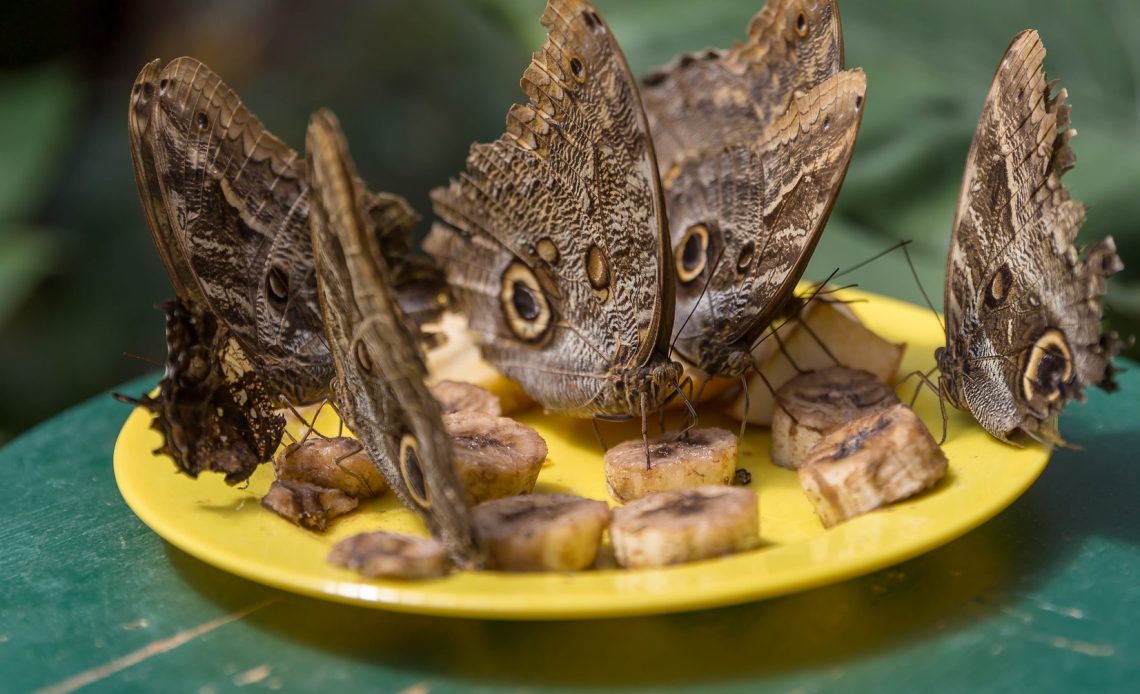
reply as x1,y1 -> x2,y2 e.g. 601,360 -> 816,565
307,110 -> 481,567
425,0 -> 679,417
117,299 -> 285,485
939,30 -> 1123,442
668,70 -> 866,377
640,0 -> 844,172
128,57 -> 329,404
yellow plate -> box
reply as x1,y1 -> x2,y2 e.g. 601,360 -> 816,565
113,290 -> 1050,620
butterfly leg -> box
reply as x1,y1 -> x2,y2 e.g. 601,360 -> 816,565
898,367 -> 949,445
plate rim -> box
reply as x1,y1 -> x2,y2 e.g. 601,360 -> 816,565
113,290 -> 1051,620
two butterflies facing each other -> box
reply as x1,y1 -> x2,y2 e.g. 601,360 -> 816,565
120,0 -> 1123,567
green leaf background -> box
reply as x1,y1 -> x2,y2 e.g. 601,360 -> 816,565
0,0 -> 1135,443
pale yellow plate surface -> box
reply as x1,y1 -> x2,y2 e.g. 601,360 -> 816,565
113,290 -> 1050,620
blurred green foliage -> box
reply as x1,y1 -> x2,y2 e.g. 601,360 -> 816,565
0,0 -> 1136,443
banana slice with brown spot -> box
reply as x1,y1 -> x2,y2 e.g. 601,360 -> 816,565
799,403 -> 948,527
604,428 -> 736,503
772,367 -> 900,469
473,494 -> 611,572
610,486 -> 760,569
328,531 -> 451,580
260,479 -> 358,531
726,295 -> 907,425
275,436 -> 388,499
444,411 -> 548,505
430,379 -> 502,416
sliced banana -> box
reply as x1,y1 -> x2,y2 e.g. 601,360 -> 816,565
771,367 -> 900,469
473,494 -> 611,572
726,294 -> 906,425
610,486 -> 760,569
799,403 -> 948,527
444,411 -> 548,505
425,311 -> 534,414
430,379 -> 502,416
274,436 -> 388,499
328,531 -> 451,580
604,428 -> 736,503
260,479 -> 358,531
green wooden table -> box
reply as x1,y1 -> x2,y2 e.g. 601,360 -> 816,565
2,366 -> 1138,693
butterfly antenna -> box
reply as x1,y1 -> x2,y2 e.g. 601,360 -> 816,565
832,239 -> 913,280
122,351 -> 164,368
670,245 -> 727,349
901,242 -> 945,333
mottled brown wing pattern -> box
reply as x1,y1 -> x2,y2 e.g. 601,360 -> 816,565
641,0 -> 844,175
129,57 -> 330,404
668,70 -> 866,377
938,30 -> 1123,443
306,110 -> 481,567
425,0 -> 680,417
116,299 -> 285,485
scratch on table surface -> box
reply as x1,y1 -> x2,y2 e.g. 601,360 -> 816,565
233,664 -> 272,686
1019,595 -> 1086,620
397,683 -> 430,694
1044,636 -> 1115,658
32,598 -> 277,694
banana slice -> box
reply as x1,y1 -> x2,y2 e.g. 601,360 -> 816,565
473,494 -> 612,572
610,486 -> 760,569
425,312 -> 534,415
444,411 -> 548,505
274,436 -> 388,499
771,367 -> 900,469
328,531 -> 451,580
604,428 -> 736,503
430,379 -> 502,416
799,403 -> 948,527
726,294 -> 906,425
260,479 -> 358,531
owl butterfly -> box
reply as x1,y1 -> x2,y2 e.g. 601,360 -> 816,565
127,57 -> 444,480
937,30 -> 1124,444
425,0 -> 682,421
115,300 -> 285,485
640,0 -> 866,380
307,110 -> 481,566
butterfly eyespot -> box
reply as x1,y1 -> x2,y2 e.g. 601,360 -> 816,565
267,266 -> 289,303
854,95 -> 864,111
1015,88 -> 1024,103
1027,293 -> 1041,308
675,224 -> 709,284
985,264 -> 1013,308
158,78 -> 169,94
822,115 -> 832,130
736,240 -> 755,273
795,11 -> 809,36
536,237 -> 561,265
569,57 -> 586,82
500,262 -> 551,342
1021,328 -> 1074,404
354,339 -> 373,374
586,244 -> 611,291
398,434 -> 431,509
195,112 -> 209,130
